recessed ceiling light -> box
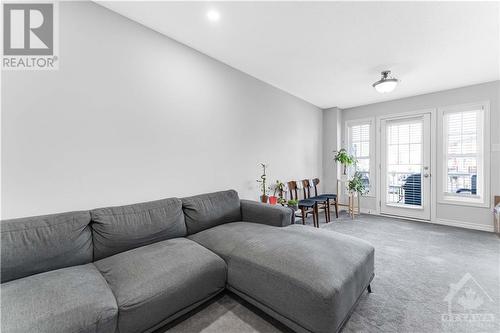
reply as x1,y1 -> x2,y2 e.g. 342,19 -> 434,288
206,10 -> 220,22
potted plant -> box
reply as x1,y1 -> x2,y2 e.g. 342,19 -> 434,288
333,149 -> 356,176
269,180 -> 285,205
256,163 -> 268,203
268,195 -> 278,205
287,199 -> 299,211
347,172 -> 367,195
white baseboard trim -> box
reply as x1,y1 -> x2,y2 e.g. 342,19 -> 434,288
432,218 -> 494,232
356,209 -> 495,232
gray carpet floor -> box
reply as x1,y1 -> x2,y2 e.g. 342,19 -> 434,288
164,212 -> 500,333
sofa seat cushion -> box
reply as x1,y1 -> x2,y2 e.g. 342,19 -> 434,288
1,264 -> 118,333
189,222 -> 374,333
94,237 -> 227,333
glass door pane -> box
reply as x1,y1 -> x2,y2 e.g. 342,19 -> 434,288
386,119 -> 423,207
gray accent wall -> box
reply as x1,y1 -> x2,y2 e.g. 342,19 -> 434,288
1,2 -> 323,219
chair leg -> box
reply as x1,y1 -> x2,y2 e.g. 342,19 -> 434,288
323,203 -> 329,223
334,199 -> 339,218
325,199 -> 329,223
312,206 -> 317,227
327,199 -> 331,222
301,207 -> 306,225
315,204 -> 320,228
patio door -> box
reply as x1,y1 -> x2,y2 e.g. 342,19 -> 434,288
380,113 -> 431,220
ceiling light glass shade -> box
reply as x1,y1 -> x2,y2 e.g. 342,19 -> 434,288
373,71 -> 399,93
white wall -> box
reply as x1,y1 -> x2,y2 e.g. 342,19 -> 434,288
325,81 -> 500,231
1,2 -> 323,219
322,107 -> 342,194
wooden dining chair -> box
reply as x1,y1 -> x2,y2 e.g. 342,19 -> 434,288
302,179 -> 329,226
312,178 -> 339,219
287,180 -> 317,226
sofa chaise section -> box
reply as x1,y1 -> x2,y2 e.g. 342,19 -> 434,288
228,224 -> 374,333
188,216 -> 374,333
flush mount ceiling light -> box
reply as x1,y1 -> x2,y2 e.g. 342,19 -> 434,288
206,10 -> 220,22
372,70 -> 399,93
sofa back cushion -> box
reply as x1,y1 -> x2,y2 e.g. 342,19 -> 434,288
1,211 -> 93,283
90,198 -> 186,260
182,190 -> 241,235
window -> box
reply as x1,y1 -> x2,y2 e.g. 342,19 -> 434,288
438,103 -> 489,206
347,121 -> 372,193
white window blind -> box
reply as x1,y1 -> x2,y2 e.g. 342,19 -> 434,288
348,123 -> 371,192
443,108 -> 483,200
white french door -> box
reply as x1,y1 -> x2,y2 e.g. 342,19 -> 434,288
380,113 -> 431,220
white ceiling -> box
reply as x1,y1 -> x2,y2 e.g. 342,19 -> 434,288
98,1 -> 500,109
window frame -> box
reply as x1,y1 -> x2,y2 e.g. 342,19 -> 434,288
345,118 -> 376,196
437,101 -> 490,207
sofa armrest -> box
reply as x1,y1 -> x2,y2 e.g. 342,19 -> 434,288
240,200 -> 293,227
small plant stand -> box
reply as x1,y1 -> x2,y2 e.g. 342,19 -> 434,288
337,178 -> 361,219
348,191 -> 361,219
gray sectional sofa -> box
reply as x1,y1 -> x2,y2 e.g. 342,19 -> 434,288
1,190 -> 374,333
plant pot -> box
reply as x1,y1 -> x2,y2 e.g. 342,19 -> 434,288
260,195 -> 268,203
288,204 -> 298,211
269,196 -> 277,205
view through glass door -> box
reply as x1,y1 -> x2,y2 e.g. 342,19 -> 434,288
380,114 -> 431,220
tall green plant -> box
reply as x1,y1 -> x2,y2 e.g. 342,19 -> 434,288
256,163 -> 268,197
333,149 -> 356,175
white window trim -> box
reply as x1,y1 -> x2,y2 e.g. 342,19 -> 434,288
436,101 -> 490,208
345,117 -> 376,197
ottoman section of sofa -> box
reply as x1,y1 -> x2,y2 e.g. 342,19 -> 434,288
227,225 -> 374,333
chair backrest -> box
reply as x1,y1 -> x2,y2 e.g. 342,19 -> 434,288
312,178 -> 320,197
301,179 -> 312,199
287,181 -> 299,200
